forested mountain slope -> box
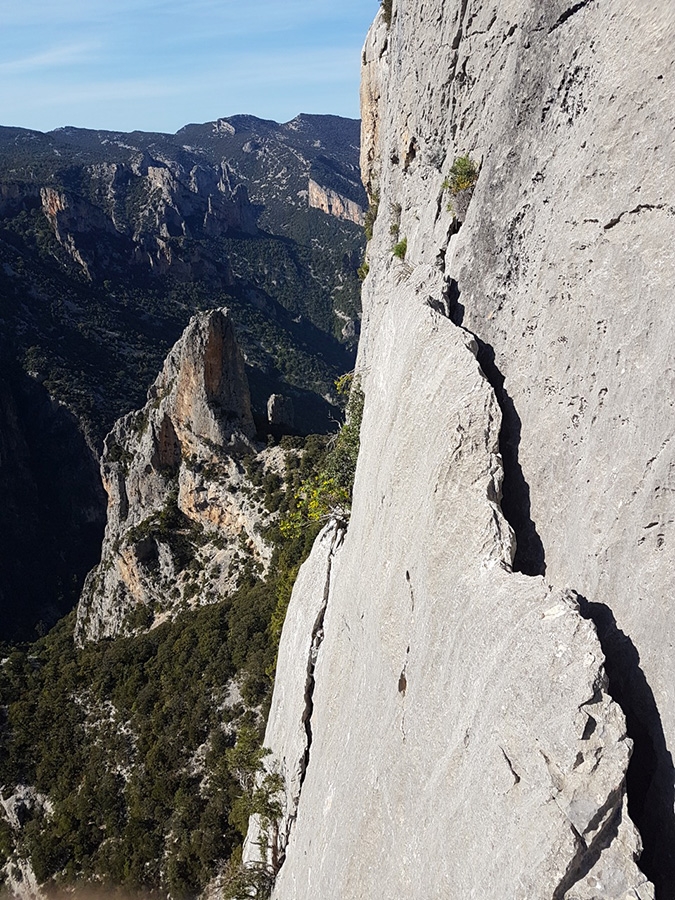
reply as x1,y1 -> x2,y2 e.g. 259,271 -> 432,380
0,114 -> 364,640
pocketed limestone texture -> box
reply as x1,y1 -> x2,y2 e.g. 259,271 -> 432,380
250,0 -> 674,896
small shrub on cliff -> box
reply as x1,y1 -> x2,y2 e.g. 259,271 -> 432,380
442,154 -> 479,194
443,154 -> 480,220
389,201 -> 402,240
381,0 -> 393,27
392,237 -> 408,259
106,441 -> 134,474
223,731 -> 284,900
363,191 -> 380,241
222,851 -> 274,900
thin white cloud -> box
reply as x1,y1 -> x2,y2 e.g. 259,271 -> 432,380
0,42 -> 99,74
0,0 -> 374,131
0,0 -> 373,31
0,0 -> 136,26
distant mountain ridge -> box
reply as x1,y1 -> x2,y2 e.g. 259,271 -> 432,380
0,113 -> 365,229
0,113 -> 365,442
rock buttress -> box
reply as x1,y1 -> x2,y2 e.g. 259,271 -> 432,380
75,308 -> 270,644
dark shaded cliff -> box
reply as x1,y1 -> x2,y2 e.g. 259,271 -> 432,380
0,357 -> 105,640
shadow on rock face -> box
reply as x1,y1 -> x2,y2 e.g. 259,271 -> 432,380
442,277 -> 545,576
0,360 -> 106,640
577,595 -> 675,899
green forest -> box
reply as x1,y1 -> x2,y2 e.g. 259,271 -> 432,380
0,435 -> 335,898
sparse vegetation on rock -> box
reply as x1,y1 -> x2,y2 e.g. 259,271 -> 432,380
381,0 -> 393,27
364,190 -> 380,241
392,237 -> 408,259
442,154 -> 479,194
280,373 -> 364,537
443,154 -> 479,220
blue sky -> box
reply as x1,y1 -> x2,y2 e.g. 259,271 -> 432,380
0,0 -> 379,134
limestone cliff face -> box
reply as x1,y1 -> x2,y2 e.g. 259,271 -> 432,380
38,159 -> 255,279
307,179 -> 365,225
75,309 -> 275,644
247,0 -> 674,896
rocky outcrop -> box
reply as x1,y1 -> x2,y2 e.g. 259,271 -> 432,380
266,394 -> 295,430
252,272 -> 652,898
40,186 -> 119,277
244,523 -> 343,875
307,179 -> 364,225
0,115 -> 362,443
75,308 -> 276,644
248,0 -> 674,896
0,786 -> 49,900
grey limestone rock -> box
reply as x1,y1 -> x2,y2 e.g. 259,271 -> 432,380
244,522 -> 344,875
256,264 -> 652,898
38,158 -> 255,279
249,0 -> 674,895
0,785 -> 52,900
307,178 -> 365,225
266,394 -> 295,429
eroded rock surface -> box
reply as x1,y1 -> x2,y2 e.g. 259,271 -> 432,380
256,269 -> 651,898
75,308 -> 275,644
307,179 -> 364,225
38,160 -> 254,279
249,0 -> 674,896
244,522 -> 344,875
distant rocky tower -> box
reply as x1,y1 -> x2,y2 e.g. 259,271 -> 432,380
246,0 -> 674,897
75,309 -> 271,644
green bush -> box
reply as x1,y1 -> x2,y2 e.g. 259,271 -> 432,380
442,154 -> 479,195
0,430 -> 341,897
363,191 -> 380,241
381,0 -> 393,27
392,237 -> 408,259
280,373 -> 364,537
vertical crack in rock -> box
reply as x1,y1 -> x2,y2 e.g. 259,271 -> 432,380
277,526 -> 342,874
451,0 -> 470,50
443,279 -> 546,575
577,595 -> 675,897
552,801 -> 623,900
472,339 -> 546,576
500,747 -> 521,786
299,564 -> 331,788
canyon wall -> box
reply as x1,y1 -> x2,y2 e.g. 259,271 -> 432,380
307,179 -> 365,225
249,0 -> 675,896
